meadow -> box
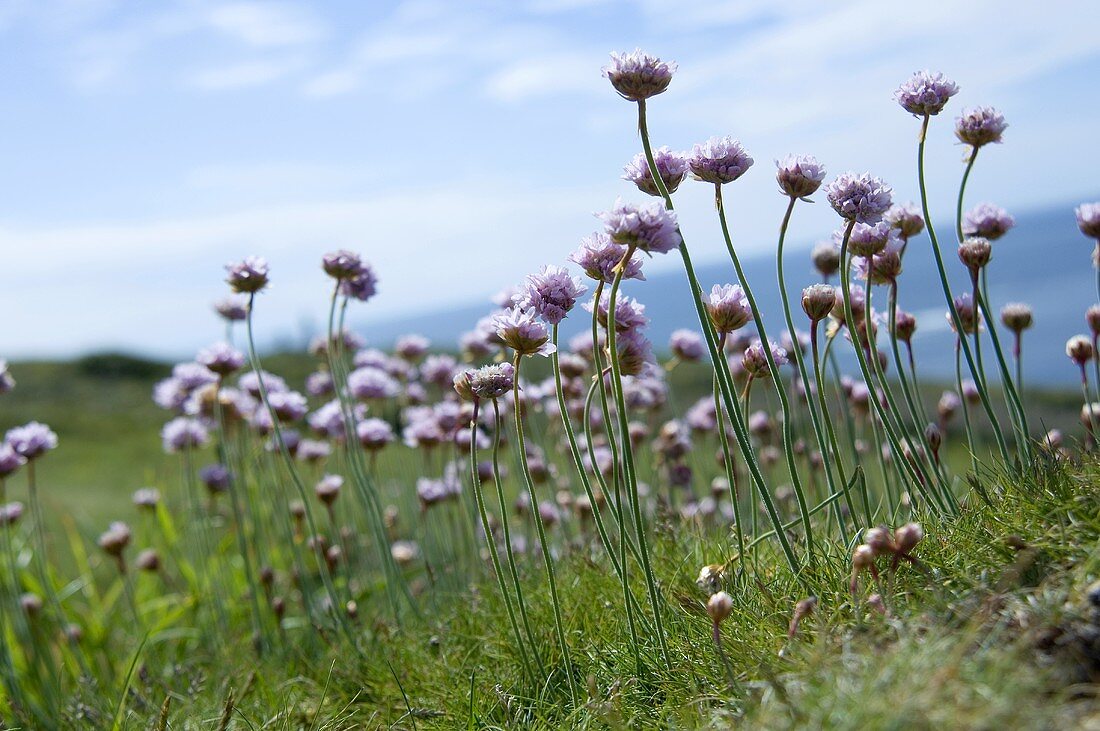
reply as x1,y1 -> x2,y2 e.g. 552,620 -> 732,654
1,52 -> 1099,729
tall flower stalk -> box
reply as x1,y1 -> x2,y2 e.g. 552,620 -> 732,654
912,114 -> 1013,467
633,97 -> 800,574
711,182 -> 815,558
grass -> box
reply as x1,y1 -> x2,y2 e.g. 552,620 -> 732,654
30,452 -> 1100,728
0,355 -> 1097,727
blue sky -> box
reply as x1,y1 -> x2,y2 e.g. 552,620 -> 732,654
2,0 -> 1099,358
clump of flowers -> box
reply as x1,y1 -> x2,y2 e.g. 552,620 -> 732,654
825,173 -> 893,224
776,154 -> 826,199
955,106 -> 1007,148
492,309 -> 555,357
624,147 -> 688,196
893,70 -> 959,116
687,137 -> 754,185
225,256 -> 270,294
514,266 -> 587,325
963,203 -> 1015,240
603,49 -> 676,102
705,284 -> 751,334
598,198 -> 682,255
570,233 -> 646,283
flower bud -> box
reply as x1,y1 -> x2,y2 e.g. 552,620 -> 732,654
894,523 -> 923,554
136,549 -> 160,573
1066,335 -> 1094,366
706,591 -> 734,625
864,526 -> 893,555
958,237 -> 992,274
801,284 -> 836,322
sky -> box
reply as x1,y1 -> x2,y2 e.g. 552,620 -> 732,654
2,0 -> 1099,358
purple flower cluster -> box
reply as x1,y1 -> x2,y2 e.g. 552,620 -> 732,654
852,234 -> 904,285
603,49 -> 676,102
514,265 -> 588,325
569,233 -> 646,283
197,342 -> 246,377
775,155 -> 826,199
492,309 -> 555,357
623,147 -> 688,197
955,107 -> 1007,148
395,334 -> 430,362
0,443 -> 27,477
893,70 -> 959,117
0,360 -> 14,395
214,295 -> 249,322
743,340 -> 788,378
598,198 -> 682,255
584,292 -> 649,333
884,203 -> 925,239
839,221 -> 898,261
340,263 -> 379,302
5,422 -> 58,461
669,329 -> 704,362
825,173 -> 893,225
161,417 -> 209,453
705,284 -> 751,334
1075,202 -> 1100,240
963,203 -> 1015,240
687,137 -> 754,185
225,256 -> 270,294
467,363 -> 515,400
347,367 -> 400,400
357,418 -> 395,451
321,250 -> 363,281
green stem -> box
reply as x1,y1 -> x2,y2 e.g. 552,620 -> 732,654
490,400 -> 545,673
512,357 -> 577,703
776,196 -> 847,536
715,186 -> 815,559
551,326 -> 644,668
809,325 -> 860,530
243,294 -> 355,643
916,114 -> 1013,467
838,227 -> 944,513
636,98 -> 799,574
468,400 -> 535,680
604,260 -> 671,671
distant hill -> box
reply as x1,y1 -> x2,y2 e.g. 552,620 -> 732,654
350,205 -> 1095,385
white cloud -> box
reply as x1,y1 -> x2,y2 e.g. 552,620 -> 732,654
185,57 -> 302,90
484,52 -> 601,102
205,2 -> 324,47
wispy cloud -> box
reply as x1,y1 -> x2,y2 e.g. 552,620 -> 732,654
185,57 -> 304,90
204,2 -> 324,47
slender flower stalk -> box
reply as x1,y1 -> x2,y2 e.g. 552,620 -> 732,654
713,184 -> 815,558
914,115 -> 1014,467
836,223 -> 946,512
323,284 -> 413,621
466,399 -> 536,680
511,356 -> 577,702
550,325 -> 646,668
636,98 -> 800,574
954,170 -> 1031,462
806,306 -> 862,526
243,293 -> 355,642
856,252 -> 951,508
776,194 -> 850,535
956,341 -> 981,476
211,384 -> 266,656
603,252 -> 672,670
711,364 -> 745,564
489,400 -> 544,672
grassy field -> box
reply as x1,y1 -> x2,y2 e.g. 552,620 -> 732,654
1,354 -> 1097,728
0,353 -> 1084,527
